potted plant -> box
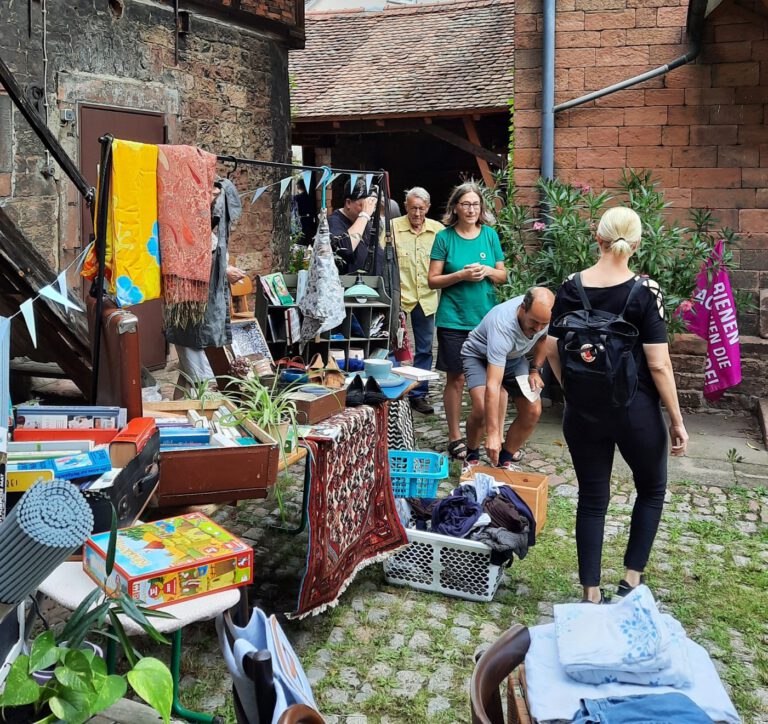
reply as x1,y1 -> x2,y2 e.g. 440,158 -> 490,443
222,374 -> 301,523
0,511 -> 175,724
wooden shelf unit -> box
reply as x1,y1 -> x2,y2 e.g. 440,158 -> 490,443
254,274 -> 392,363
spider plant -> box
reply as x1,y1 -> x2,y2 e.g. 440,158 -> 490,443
220,374 -> 300,523
169,370 -> 222,410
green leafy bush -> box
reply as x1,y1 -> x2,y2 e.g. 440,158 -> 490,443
489,169 -> 749,334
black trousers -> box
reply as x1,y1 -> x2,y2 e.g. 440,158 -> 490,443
563,390 -> 668,587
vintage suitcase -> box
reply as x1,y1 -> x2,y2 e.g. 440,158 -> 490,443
5,433 -> 160,533
83,430 -> 160,533
86,297 -> 143,421
144,401 -> 281,507
287,388 -> 347,425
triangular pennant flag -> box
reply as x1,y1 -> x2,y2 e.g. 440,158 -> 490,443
39,283 -> 80,311
348,173 -> 358,193
316,167 -> 332,188
365,173 -> 374,194
55,272 -> 83,311
301,170 -> 312,193
20,298 -> 36,348
74,242 -> 94,275
328,172 -> 339,185
279,176 -> 292,198
251,186 -> 267,204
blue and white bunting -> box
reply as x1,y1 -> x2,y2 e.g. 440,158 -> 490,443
365,173 -> 374,194
40,282 -> 80,312
301,170 -> 312,193
349,173 -> 358,193
279,176 -> 292,198
19,299 -> 36,349
55,272 -> 83,311
251,186 -> 267,204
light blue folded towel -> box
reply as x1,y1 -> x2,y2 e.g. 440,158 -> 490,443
555,585 -> 671,674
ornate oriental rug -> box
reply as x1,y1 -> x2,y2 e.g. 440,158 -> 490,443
291,404 -> 407,619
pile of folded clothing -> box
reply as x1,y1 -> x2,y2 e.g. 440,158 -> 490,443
523,586 -> 741,723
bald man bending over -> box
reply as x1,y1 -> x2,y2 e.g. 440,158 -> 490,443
461,287 -> 555,469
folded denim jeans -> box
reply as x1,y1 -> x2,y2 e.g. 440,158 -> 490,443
572,692 -> 712,724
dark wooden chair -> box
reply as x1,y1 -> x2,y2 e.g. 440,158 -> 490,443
470,624 -> 531,724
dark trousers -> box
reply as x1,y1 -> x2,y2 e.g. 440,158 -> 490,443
563,390 -> 668,587
409,303 -> 435,398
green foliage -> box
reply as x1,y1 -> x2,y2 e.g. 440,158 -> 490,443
222,374 -> 301,522
0,509 -> 174,723
488,168 -> 747,336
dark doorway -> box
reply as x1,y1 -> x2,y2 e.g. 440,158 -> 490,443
79,105 -> 167,370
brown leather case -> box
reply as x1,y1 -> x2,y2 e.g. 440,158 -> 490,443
86,297 -> 143,421
154,444 -> 280,507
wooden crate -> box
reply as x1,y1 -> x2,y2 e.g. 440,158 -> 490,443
460,465 -> 548,533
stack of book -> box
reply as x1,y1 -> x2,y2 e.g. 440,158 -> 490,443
13,405 -> 127,444
8,449 -> 113,492
149,404 -> 257,451
260,273 -> 301,345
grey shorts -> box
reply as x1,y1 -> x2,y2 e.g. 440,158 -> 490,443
462,354 -> 528,396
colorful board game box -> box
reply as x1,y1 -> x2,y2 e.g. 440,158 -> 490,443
83,513 -> 253,609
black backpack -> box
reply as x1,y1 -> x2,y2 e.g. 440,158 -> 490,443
552,273 -> 644,410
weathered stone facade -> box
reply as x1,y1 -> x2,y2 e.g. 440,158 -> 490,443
513,0 -> 768,411
0,0 -> 301,274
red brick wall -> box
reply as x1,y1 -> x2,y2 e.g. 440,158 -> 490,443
514,0 -> 768,410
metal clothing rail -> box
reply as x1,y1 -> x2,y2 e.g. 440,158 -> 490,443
215,155 -> 385,177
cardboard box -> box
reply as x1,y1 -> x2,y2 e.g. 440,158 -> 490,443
460,465 -> 548,533
286,388 -> 347,425
83,513 -> 253,609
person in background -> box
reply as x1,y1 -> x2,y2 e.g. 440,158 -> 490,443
462,287 -> 554,469
546,206 -> 689,604
392,187 -> 444,415
328,179 -> 382,275
428,181 -> 507,460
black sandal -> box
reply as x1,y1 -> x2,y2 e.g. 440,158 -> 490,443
447,438 -> 468,460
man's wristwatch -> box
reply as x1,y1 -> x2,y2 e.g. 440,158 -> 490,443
358,212 -> 371,222
531,366 -> 544,375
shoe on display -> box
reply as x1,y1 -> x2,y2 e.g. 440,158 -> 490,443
409,396 -> 434,415
346,375 -> 364,407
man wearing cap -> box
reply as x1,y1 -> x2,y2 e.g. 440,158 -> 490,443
461,287 -> 555,470
328,179 -> 382,275
392,187 -> 444,415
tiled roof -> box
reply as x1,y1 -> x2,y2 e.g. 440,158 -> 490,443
289,0 -> 515,120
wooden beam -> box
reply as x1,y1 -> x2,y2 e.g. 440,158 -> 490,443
422,122 -> 504,168
463,116 -> 496,189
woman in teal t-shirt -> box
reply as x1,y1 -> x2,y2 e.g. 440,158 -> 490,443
428,181 -> 506,460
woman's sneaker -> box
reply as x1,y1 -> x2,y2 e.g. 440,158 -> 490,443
616,575 -> 645,598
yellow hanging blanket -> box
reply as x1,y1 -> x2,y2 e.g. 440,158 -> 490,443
82,139 -> 161,307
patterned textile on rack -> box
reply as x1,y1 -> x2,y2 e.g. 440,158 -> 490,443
292,404 -> 407,618
387,397 -> 415,451
156,144 -> 217,328
81,139 -> 161,306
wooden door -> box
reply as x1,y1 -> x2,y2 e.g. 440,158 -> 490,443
79,105 -> 168,370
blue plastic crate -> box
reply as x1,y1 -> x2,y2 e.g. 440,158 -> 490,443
388,450 -> 449,498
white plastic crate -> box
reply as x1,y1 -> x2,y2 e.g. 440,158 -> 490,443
383,528 -> 504,602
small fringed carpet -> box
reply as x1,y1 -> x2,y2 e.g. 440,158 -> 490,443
291,404 -> 407,619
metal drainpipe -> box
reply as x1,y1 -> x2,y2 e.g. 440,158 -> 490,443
540,0 -> 555,181
539,0 -> 708,182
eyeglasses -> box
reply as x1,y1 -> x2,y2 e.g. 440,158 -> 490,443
457,202 -> 481,210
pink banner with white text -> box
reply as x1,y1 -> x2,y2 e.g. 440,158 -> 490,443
680,240 -> 741,401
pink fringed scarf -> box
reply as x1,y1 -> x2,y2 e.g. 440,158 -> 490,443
156,145 -> 217,328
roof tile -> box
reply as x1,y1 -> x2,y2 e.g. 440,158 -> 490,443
289,0 -> 515,119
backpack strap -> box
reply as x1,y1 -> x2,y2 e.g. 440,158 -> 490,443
619,276 -> 644,319
573,272 -> 592,311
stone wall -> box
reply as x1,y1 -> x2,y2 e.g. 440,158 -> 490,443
514,0 -> 768,411
0,0 -> 295,274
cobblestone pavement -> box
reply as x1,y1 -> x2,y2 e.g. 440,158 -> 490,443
35,368 -> 767,723
137,385 -> 768,724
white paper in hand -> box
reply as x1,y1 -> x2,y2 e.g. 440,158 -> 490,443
516,374 -> 541,403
